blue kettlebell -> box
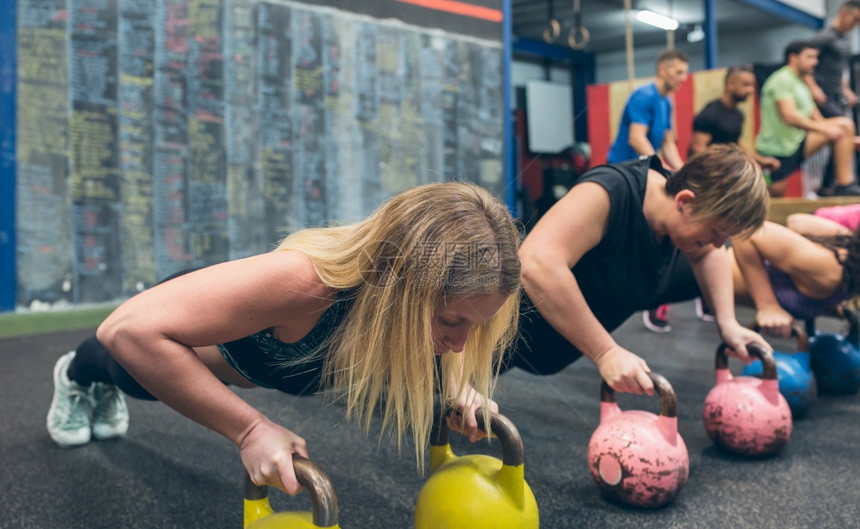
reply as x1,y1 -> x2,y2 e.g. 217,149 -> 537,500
743,322 -> 816,418
806,307 -> 860,395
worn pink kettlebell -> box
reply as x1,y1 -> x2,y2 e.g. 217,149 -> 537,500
587,372 -> 689,508
703,342 -> 792,456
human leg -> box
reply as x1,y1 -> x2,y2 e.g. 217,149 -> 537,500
726,246 -> 753,306
763,144 -> 804,198
805,117 -> 860,195
68,335 -> 156,400
813,204 -> 860,233
814,95 -> 844,192
47,268 -> 235,447
727,235 -> 794,336
695,297 -> 715,322
787,212 -> 854,237
46,351 -> 94,447
642,305 -> 672,333
816,95 -> 847,120
47,336 -> 145,447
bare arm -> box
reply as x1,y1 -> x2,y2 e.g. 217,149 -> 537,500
519,182 -> 654,394
97,251 -> 331,494
689,131 -> 712,156
628,122 -> 658,156
732,139 -> 781,171
749,150 -> 781,172
688,245 -> 771,357
660,130 -> 684,171
730,227 -> 793,337
803,73 -> 827,105
776,98 -> 842,138
731,222 -> 841,336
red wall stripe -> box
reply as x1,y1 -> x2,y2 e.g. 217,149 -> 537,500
587,83 -> 610,166
393,0 -> 503,22
674,76 -> 695,164
514,109 -> 543,201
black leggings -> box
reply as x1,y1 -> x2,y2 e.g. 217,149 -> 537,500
67,335 -> 157,400
65,267 -> 201,400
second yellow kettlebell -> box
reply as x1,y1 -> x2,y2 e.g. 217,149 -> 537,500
244,455 -> 340,529
413,407 -> 539,529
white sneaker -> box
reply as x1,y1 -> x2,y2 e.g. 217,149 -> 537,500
47,352 -> 92,447
91,382 -> 129,440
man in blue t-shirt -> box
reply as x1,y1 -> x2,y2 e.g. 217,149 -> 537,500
607,49 -> 688,172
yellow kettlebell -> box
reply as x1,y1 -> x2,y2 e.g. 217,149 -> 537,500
244,455 -> 340,528
413,407 -> 539,529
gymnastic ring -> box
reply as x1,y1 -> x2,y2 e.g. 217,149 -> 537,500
542,19 -> 561,44
568,25 -> 590,50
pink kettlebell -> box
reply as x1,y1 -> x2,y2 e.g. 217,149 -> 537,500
703,342 -> 792,456
587,372 -> 689,508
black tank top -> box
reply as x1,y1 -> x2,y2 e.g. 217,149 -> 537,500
217,292 -> 353,395
573,155 -> 682,332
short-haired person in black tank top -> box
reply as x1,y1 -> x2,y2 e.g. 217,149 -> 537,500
46,182 -> 522,496
507,144 -> 773,395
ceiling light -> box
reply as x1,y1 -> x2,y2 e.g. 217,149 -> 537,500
636,10 -> 679,31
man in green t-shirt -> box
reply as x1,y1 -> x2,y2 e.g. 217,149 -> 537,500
756,40 -> 860,197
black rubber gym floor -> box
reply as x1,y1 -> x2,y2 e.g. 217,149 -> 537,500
2,301 -> 858,528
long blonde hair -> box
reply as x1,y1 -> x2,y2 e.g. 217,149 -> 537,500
276,182 -> 521,468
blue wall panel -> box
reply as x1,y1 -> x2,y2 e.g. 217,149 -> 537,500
0,0 -> 16,312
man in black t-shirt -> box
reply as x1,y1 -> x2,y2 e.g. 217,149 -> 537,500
689,65 -> 780,171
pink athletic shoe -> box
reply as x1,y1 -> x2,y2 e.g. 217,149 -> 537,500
643,304 -> 671,333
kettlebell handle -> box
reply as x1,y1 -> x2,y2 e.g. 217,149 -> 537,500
599,372 -> 677,418
806,307 -> 859,344
243,455 -> 339,527
750,321 -> 809,352
715,342 -> 776,380
430,405 -> 524,467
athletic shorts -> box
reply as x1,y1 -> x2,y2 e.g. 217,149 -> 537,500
765,140 -> 806,183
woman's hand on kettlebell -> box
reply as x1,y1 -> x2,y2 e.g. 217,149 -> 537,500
448,384 -> 499,442
754,305 -> 793,338
595,345 -> 653,395
238,417 -> 309,495
719,321 -> 773,363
